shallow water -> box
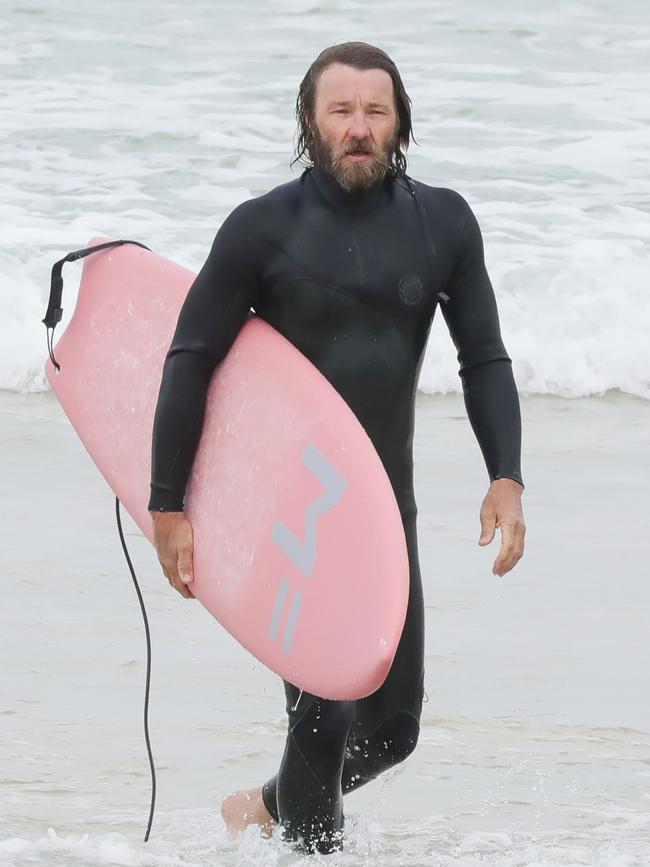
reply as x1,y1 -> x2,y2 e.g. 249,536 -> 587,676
2,390 -> 649,864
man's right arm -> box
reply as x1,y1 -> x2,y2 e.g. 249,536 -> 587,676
147,198 -> 264,597
148,199 -> 263,514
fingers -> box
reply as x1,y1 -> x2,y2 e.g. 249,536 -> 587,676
478,481 -> 526,576
171,574 -> 194,599
492,518 -> 526,576
478,503 -> 497,546
175,547 -> 195,599
162,559 -> 194,598
152,513 -> 195,600
177,547 -> 194,586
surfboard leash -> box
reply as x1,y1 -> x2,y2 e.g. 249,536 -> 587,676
43,241 -> 157,843
43,239 -> 150,371
115,497 -> 157,843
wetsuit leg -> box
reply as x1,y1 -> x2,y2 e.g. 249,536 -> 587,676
263,684 -> 356,853
342,505 -> 425,792
261,507 -> 424,852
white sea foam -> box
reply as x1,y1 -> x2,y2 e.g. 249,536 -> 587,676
2,2 -> 648,398
3,802 -> 650,866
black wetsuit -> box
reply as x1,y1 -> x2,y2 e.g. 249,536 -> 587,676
148,166 -> 523,853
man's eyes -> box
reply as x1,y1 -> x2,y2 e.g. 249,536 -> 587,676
332,109 -> 385,115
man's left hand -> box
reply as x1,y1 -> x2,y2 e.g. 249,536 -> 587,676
478,478 -> 526,576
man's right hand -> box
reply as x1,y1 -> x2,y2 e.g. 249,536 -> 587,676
150,511 -> 195,599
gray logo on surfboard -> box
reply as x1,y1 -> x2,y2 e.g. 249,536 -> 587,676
269,443 -> 347,654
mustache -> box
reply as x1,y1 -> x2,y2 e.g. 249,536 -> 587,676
345,143 -> 373,154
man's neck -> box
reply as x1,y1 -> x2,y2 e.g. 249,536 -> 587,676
307,165 -> 393,214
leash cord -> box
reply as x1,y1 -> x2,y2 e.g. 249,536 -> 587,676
115,497 -> 157,842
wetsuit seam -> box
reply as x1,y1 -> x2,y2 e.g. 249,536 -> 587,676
269,270 -> 420,321
304,275 -> 419,319
287,729 -> 345,788
264,237 -> 386,314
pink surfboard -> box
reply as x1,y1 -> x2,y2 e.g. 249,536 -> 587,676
45,238 -> 409,700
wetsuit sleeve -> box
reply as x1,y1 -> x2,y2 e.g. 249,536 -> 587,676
148,200 -> 263,511
440,194 -> 524,488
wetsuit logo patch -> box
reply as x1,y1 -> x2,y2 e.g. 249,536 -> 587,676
398,273 -> 425,306
269,443 -> 347,655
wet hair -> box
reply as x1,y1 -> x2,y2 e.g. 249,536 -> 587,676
291,41 -> 416,177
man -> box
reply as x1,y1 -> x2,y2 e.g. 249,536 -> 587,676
148,41 -> 526,854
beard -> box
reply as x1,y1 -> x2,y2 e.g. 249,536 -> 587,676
309,125 -> 397,193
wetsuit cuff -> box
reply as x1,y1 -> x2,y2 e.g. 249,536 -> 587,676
261,776 -> 280,823
492,473 -> 524,490
147,486 -> 185,512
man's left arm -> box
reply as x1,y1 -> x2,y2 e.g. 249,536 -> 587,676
439,191 -> 526,577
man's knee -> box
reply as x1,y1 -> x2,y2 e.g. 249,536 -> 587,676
378,710 -> 420,764
343,710 -> 420,792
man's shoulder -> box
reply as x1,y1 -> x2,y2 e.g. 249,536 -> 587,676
405,176 -> 472,216
211,175 -> 305,254
402,176 -> 479,243
259,173 -> 306,204
229,174 -> 305,221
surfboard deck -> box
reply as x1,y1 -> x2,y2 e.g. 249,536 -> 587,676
45,237 -> 409,700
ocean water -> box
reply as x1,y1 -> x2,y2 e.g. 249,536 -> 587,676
1,0 -> 649,398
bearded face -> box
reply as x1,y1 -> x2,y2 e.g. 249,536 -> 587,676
309,64 -> 399,193
308,124 -> 398,192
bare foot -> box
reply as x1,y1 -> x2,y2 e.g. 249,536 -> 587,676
221,786 -> 277,838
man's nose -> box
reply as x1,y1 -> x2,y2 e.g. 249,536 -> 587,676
347,110 -> 371,140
